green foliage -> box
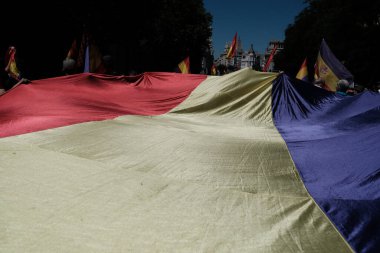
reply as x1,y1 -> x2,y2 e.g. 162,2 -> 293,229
275,0 -> 380,87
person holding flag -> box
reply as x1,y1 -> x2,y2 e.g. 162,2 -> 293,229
314,39 -> 353,91
4,46 -> 29,91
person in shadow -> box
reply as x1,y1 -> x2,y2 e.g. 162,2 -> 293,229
4,46 -> 29,91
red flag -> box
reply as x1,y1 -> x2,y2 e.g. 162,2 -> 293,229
226,32 -> 237,59
263,43 -> 278,72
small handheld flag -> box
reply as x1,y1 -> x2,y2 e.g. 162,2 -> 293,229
263,43 -> 278,72
226,32 -> 237,59
5,47 -> 20,81
296,58 -> 308,81
178,56 -> 190,74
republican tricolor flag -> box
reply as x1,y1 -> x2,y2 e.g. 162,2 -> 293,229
0,69 -> 379,252
314,39 -> 353,91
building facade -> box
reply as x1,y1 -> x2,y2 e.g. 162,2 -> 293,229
214,39 -> 283,74
240,44 -> 257,69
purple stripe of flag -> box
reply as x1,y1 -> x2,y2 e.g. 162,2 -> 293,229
272,74 -> 380,253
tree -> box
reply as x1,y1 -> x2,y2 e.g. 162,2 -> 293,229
0,0 -> 212,78
275,0 -> 380,87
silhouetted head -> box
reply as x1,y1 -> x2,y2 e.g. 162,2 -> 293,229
62,58 -> 76,74
337,79 -> 349,92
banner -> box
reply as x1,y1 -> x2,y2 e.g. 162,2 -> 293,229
1,69 -> 379,252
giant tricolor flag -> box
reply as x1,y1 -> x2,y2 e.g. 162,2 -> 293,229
314,39 -> 353,91
0,69 -> 379,252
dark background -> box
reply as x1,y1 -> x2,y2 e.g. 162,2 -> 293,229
0,0 -> 212,80
274,0 -> 380,88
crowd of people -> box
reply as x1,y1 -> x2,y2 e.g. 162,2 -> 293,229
1,45 -> 380,97
312,77 -> 378,96
0,44 -> 116,95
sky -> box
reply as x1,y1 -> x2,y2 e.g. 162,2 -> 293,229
203,0 -> 307,57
